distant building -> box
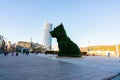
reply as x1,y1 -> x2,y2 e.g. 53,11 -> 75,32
31,43 -> 45,53
43,22 -> 52,51
80,45 -> 120,57
53,45 -> 59,51
0,35 -> 5,53
0,35 -> 4,48
16,41 -> 31,53
16,41 -> 45,53
80,47 -> 88,52
32,43 -> 43,49
17,41 -> 31,48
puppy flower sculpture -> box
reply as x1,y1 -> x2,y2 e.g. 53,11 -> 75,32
50,23 -> 81,57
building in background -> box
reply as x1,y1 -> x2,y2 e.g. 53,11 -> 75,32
0,35 -> 4,48
0,35 -> 5,53
16,41 -> 31,53
16,41 -> 45,53
80,45 -> 120,57
52,45 -> 59,51
43,22 -> 52,51
17,41 -> 31,48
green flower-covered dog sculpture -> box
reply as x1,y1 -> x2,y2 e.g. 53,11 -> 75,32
50,23 -> 81,57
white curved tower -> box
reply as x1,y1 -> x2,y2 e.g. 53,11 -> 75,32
43,22 -> 52,50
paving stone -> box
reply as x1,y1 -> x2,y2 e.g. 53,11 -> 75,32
0,53 -> 120,80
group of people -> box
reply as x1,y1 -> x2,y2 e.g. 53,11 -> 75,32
3,45 -> 19,56
23,51 -> 29,55
4,51 -> 19,56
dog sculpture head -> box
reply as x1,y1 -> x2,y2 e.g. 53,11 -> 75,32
50,23 -> 67,39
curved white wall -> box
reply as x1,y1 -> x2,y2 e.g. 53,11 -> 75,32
43,22 -> 52,50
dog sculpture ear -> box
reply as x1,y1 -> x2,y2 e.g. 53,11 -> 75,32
59,23 -> 64,30
60,23 -> 63,26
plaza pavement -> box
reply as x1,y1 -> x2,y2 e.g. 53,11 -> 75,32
0,53 -> 120,80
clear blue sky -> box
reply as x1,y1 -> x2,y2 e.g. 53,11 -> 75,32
0,0 -> 120,47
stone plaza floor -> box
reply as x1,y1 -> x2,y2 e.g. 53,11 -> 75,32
0,53 -> 120,80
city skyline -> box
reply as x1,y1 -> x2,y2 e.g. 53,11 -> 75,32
0,0 -> 120,47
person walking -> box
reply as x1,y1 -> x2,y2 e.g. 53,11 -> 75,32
11,46 -> 14,56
